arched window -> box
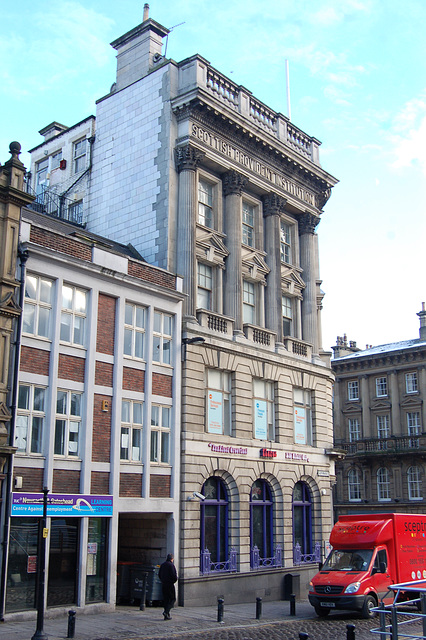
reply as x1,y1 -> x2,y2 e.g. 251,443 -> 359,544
200,477 -> 232,573
348,469 -> 361,502
293,482 -> 312,561
250,480 -> 273,567
377,468 -> 390,501
408,466 -> 422,501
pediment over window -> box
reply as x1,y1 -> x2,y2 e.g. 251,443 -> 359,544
196,230 -> 229,264
371,399 -> 392,411
281,267 -> 306,295
242,251 -> 270,279
400,395 -> 423,409
342,402 -> 362,415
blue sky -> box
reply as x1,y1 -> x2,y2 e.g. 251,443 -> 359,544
2,0 -> 425,352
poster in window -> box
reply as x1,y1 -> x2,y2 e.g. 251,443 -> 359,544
207,390 -> 223,434
294,407 -> 306,444
254,400 -> 267,439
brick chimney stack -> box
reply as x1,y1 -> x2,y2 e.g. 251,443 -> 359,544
417,302 -> 426,341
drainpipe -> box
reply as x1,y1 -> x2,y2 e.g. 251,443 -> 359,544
0,246 -> 29,620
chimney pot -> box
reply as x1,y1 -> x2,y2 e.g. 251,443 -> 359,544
143,3 -> 149,21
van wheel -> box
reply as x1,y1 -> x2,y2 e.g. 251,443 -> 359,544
315,606 -> 331,617
361,595 -> 377,619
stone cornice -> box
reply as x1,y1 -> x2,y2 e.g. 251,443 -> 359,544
333,348 -> 426,374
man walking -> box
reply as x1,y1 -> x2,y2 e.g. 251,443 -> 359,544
158,553 -> 177,620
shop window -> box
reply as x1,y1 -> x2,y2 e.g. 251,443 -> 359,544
121,400 -> 143,462
200,477 -> 231,573
250,480 -> 275,568
348,469 -> 361,501
293,388 -> 312,445
54,390 -> 82,457
86,518 -> 108,603
253,379 -> 275,440
6,518 -> 38,612
60,284 -> 87,346
408,466 -> 422,501
347,380 -> 359,401
153,311 -> 172,365
377,467 -> 391,501
150,404 -> 171,464
16,384 -> 46,454
292,482 -> 312,562
47,518 -> 79,606
23,274 -> 53,338
124,303 -> 146,360
206,370 -> 232,436
348,418 -> 361,442
406,372 -> 418,394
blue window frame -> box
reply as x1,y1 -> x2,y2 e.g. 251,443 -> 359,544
250,479 -> 273,567
292,481 -> 312,561
200,477 -> 229,570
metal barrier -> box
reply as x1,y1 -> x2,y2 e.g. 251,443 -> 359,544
371,580 -> 426,640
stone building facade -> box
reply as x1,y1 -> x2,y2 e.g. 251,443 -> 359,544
4,205 -> 183,614
27,9 -> 339,606
332,307 -> 426,519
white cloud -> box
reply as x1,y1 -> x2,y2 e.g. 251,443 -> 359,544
391,92 -> 426,174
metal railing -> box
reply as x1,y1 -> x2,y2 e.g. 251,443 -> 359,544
294,541 -> 321,565
340,435 -> 426,456
25,185 -> 84,226
200,547 -> 237,575
371,580 -> 426,640
251,544 -> 283,569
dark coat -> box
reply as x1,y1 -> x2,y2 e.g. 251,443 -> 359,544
159,560 -> 177,585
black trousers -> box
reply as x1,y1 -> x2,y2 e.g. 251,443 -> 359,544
162,583 -> 176,615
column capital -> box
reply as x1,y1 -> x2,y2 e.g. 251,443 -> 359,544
222,170 -> 247,196
262,192 -> 287,218
298,211 -> 320,235
174,144 -> 205,173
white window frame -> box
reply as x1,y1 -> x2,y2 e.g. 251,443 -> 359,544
152,311 -> 173,365
377,414 -> 390,449
16,384 -> 46,454
23,274 -> 53,339
348,380 -> 359,401
253,379 -> 275,441
197,263 -> 213,310
54,390 -> 82,457
243,280 -> 255,324
406,372 -> 418,394
242,200 -> 255,247
282,295 -> 293,337
51,150 -> 62,170
377,467 -> 391,501
294,388 -> 313,446
280,220 -> 292,264
348,468 -> 361,502
348,418 -> 361,442
124,303 -> 146,360
375,376 -> 387,397
150,404 -> 171,464
198,179 -> 213,228
407,411 -> 421,447
35,158 -> 48,194
408,466 -> 422,501
121,400 -> 143,462
206,370 -> 232,436
73,138 -> 86,173
60,284 -> 87,346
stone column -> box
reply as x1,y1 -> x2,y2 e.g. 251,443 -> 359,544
222,170 -> 247,334
299,212 -> 320,353
175,145 -> 205,322
262,193 -> 286,343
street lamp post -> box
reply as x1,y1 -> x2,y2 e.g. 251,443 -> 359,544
32,486 -> 49,640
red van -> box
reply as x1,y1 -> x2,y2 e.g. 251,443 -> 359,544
309,513 -> 426,618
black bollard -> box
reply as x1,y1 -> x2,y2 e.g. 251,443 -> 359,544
67,610 -> 76,639
217,597 -> 224,623
290,593 -> 296,616
256,597 -> 262,620
347,624 -> 356,640
299,633 -> 309,640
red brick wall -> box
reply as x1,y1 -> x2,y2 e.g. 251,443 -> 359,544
95,361 -> 113,387
128,260 -> 176,291
92,394 -> 111,462
152,373 -> 172,397
96,294 -> 116,355
150,474 -> 171,498
123,367 -> 144,392
30,227 -> 91,261
52,469 -> 80,493
58,354 -> 85,382
20,346 -> 49,375
91,471 -> 110,495
119,473 -> 142,497
14,467 -> 43,493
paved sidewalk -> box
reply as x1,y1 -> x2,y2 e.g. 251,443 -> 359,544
0,599 -> 316,640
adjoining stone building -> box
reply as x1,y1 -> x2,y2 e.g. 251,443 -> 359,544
27,7 -> 339,606
332,306 -> 426,519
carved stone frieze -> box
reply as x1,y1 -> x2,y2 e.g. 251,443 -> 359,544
174,144 -> 205,173
222,170 -> 247,196
298,212 -> 320,235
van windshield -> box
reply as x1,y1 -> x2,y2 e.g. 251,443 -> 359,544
322,549 -> 373,572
